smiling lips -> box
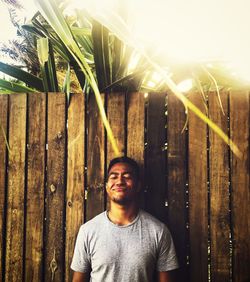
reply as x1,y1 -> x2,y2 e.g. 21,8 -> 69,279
112,187 -> 127,192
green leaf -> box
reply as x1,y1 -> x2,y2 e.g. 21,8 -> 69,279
35,0 -> 120,156
22,24 -> 45,37
37,37 -> 49,65
71,26 -> 92,37
47,41 -> 59,92
0,78 -> 37,93
62,63 -> 71,105
0,61 -> 44,91
92,20 -> 111,90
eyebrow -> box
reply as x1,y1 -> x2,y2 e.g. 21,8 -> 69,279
108,171 -> 133,176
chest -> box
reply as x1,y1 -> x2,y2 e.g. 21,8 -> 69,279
88,227 -> 157,270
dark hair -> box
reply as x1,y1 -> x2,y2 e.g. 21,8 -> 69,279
107,156 -> 140,179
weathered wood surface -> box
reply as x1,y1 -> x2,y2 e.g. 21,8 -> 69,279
0,91 -> 249,282
106,92 -> 126,210
45,92 -> 66,282
0,95 -> 8,281
188,91 -> 208,282
86,92 -> 105,220
107,92 -> 125,160
65,94 -> 85,281
230,90 -> 250,282
25,93 -> 46,281
145,92 -> 167,223
127,92 -> 145,163
209,91 -> 230,282
65,93 -> 85,282
5,94 -> 27,282
127,92 -> 145,207
167,92 -> 188,280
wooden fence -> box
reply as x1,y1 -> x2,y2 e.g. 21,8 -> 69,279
0,90 -> 249,282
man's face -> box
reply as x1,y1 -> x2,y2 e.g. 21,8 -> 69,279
106,162 -> 139,205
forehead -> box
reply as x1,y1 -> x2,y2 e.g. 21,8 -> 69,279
108,162 -> 134,174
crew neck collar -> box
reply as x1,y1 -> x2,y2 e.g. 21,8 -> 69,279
105,210 -> 140,228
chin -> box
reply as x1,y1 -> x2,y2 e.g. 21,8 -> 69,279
112,197 -> 130,205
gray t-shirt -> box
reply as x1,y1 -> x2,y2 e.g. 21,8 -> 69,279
71,210 -> 179,282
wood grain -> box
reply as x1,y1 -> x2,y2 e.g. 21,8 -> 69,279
25,93 -> 46,281
86,93 -> 105,220
0,90 -> 249,282
145,92 -> 167,223
230,90 -> 250,282
44,92 -> 66,282
188,91 -> 208,282
127,92 -> 145,207
106,92 -> 125,210
65,93 -> 85,282
5,93 -> 27,282
209,91 -> 230,281
167,91 -> 188,280
127,92 -> 145,163
0,95 -> 8,281
106,92 -> 125,160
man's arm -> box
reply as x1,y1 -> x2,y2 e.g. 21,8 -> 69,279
72,271 -> 90,282
157,271 -> 175,282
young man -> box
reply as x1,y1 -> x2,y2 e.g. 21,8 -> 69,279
71,156 -> 179,282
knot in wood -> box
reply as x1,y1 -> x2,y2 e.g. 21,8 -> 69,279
96,183 -> 104,190
50,184 -> 56,193
50,257 -> 58,272
12,209 -> 17,214
49,255 -> 58,281
67,200 -> 73,207
56,131 -> 63,140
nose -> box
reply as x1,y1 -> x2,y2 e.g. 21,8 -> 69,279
116,174 -> 125,185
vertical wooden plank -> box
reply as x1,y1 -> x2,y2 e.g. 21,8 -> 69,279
5,94 -> 27,282
107,92 -> 125,161
106,92 -> 125,210
230,90 -> 250,282
86,93 -> 105,221
65,93 -> 85,282
188,91 -> 208,282
209,91 -> 230,281
45,92 -> 66,282
127,92 -> 145,207
145,92 -> 167,223
0,95 -> 8,281
127,92 -> 145,164
167,92 -> 188,280
25,93 -> 46,281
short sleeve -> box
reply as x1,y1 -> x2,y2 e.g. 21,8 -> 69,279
156,226 -> 179,272
71,226 -> 91,273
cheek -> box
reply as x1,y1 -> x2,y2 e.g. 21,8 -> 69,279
106,183 -> 113,193
106,183 -> 110,191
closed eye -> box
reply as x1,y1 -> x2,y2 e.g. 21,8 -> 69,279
123,173 -> 132,179
108,173 -> 118,180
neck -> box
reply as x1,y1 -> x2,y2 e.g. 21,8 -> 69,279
108,202 -> 139,226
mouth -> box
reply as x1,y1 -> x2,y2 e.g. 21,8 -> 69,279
112,187 -> 126,192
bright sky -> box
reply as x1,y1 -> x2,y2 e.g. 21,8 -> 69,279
68,0 -> 250,81
1,0 -> 250,81
0,0 -> 37,44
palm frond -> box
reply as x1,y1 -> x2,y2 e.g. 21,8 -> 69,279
35,0 -> 120,156
0,78 -> 37,92
0,61 -> 44,90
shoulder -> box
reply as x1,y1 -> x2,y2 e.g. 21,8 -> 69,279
78,211 -> 106,235
139,210 -> 172,238
140,210 -> 166,229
